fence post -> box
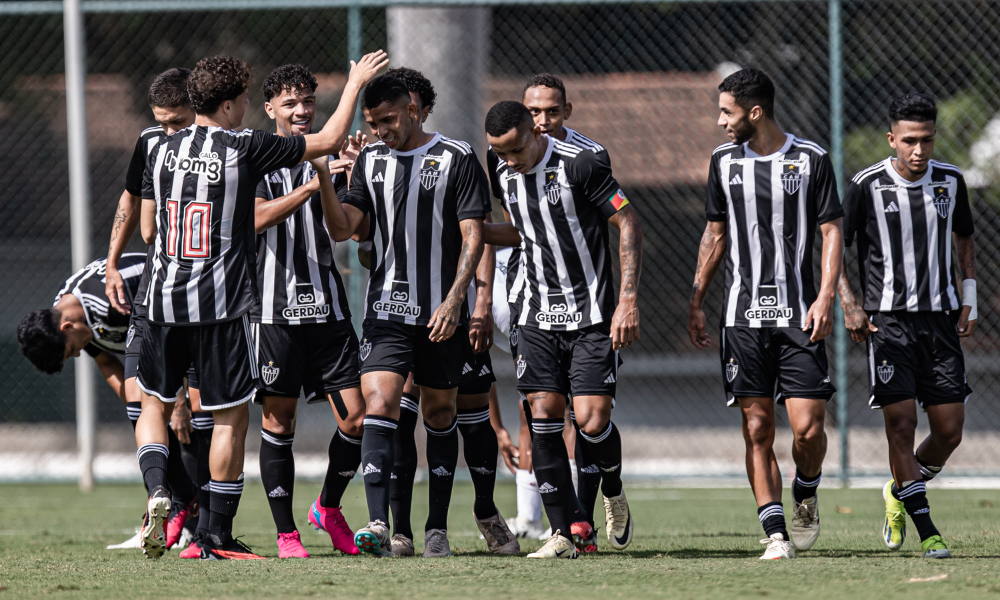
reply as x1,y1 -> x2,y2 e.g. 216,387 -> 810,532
346,1 -> 365,333
64,0 -> 95,492
828,0 -> 848,487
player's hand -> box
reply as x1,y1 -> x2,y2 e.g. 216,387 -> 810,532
843,301 -> 877,343
687,306 -> 711,349
468,302 -> 494,353
957,305 -> 977,337
610,297 -> 639,350
170,399 -> 193,445
495,427 -> 518,474
348,50 -> 389,88
427,299 -> 460,342
327,158 -> 353,176
105,267 -> 131,315
804,295 -> 835,343
340,131 -> 368,163
357,240 -> 372,270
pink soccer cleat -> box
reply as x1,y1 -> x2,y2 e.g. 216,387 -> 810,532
165,499 -> 197,550
178,540 -> 202,559
308,497 -> 360,555
276,531 -> 310,558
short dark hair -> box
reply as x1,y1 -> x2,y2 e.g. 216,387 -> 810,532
485,101 -> 533,137
187,56 -> 253,115
262,64 -> 317,103
523,73 -> 567,105
361,75 -> 411,111
888,93 -> 937,125
718,68 -> 775,118
17,309 -> 65,375
148,68 -> 191,108
387,67 -> 436,115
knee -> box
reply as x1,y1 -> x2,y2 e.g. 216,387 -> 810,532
794,424 -> 826,450
341,413 -> 365,438
932,426 -> 963,452
214,404 -> 249,431
576,410 -> 610,438
886,414 -> 918,443
423,404 -> 457,430
743,415 -> 774,448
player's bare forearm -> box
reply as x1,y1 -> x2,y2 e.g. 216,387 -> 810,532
94,352 -> 126,403
690,221 -> 727,309
804,219 -> 844,342
469,214 -> 496,352
954,233 -> 977,281
140,199 -> 157,244
429,218 -> 484,341
108,191 -> 140,265
483,222 -> 522,247
254,184 -> 316,234
608,205 -> 643,349
838,266 -> 875,343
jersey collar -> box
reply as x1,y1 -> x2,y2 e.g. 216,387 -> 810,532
527,135 -> 555,175
742,132 -> 794,160
390,132 -> 441,157
883,157 -> 934,187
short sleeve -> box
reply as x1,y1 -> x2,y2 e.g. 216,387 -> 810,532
342,150 -> 372,217
246,130 -> 305,181
812,153 -> 844,224
141,146 -> 157,200
487,150 -> 504,206
952,176 -> 974,236
452,150 -> 489,222
841,180 -> 868,248
125,134 -> 148,196
566,150 -> 621,220
255,176 -> 270,200
705,153 -> 727,222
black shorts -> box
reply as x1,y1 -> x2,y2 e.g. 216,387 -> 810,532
867,311 -> 971,409
360,319 -> 475,390
253,319 -> 361,403
513,321 -> 618,397
136,315 -> 258,410
720,326 -> 835,407
125,315 -> 197,387
456,351 -> 496,396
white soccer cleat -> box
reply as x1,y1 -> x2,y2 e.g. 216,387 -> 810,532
603,491 -> 634,550
390,533 -> 414,557
475,510 -> 520,555
107,528 -> 142,550
526,530 -> 578,559
759,533 -> 796,560
354,520 -> 392,557
140,487 -> 171,559
422,528 -> 452,557
789,496 -> 820,551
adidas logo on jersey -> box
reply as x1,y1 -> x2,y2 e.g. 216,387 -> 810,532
431,466 -> 453,477
538,482 -> 558,494
269,172 -> 283,184
462,363 -> 473,374
479,364 -> 491,377
885,200 -> 900,213
363,463 -> 381,476
604,373 -> 616,384
730,173 -> 743,186
371,172 -> 385,183
580,464 -> 600,474
268,486 -> 289,498
469,466 -> 495,475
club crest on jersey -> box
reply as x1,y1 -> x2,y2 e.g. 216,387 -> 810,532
359,339 -> 371,361
262,361 -> 280,385
543,168 -> 562,205
932,184 -> 951,219
726,358 -> 739,383
420,156 -> 444,190
877,360 -> 894,384
781,163 -> 802,195
516,355 -> 526,379
164,149 -> 222,183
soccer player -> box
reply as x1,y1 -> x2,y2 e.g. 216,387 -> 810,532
318,74 -> 492,558
252,63 -> 366,558
687,69 -> 843,560
135,51 -> 387,560
838,93 -> 974,559
483,100 -> 643,559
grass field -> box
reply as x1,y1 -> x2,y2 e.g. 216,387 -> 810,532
1,481 -> 999,599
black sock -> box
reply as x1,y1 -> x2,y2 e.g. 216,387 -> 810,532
531,418 -> 574,537
916,454 -> 943,482
579,420 -> 623,499
757,502 -> 787,539
390,397 -> 419,539
126,402 -> 141,432
260,429 -> 296,534
792,469 -> 822,503
191,414 -> 214,537
424,417 -> 458,531
895,480 -> 940,541
457,407 -> 498,519
320,429 -> 362,508
361,415 -> 396,525
208,477 -> 244,537
571,411 -> 601,526
167,428 -> 197,506
137,443 -> 169,492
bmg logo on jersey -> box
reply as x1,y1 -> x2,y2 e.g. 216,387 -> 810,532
164,149 -> 222,183
373,281 -> 420,317
535,293 -> 582,325
282,283 -> 330,319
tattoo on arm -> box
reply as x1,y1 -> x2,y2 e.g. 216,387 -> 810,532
446,220 -> 485,308
691,223 -> 726,302
109,204 -> 127,245
618,208 -> 642,298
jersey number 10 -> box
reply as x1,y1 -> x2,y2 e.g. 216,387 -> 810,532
165,200 -> 212,259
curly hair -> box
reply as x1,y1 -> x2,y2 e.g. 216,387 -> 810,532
485,101 -> 532,137
361,75 -> 411,111
522,73 -> 566,105
262,64 -> 318,103
888,93 -> 937,125
718,68 -> 775,118
17,309 -> 65,375
386,66 -> 436,114
147,68 -> 191,109
187,56 -> 253,115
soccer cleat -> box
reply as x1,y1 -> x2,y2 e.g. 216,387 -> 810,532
174,527 -> 194,551
759,533 -> 796,560
106,528 -> 142,550
790,496 -> 820,551
276,531 -> 310,558
308,499 -> 361,555
165,498 -> 197,550
422,528 -> 452,557
571,521 -> 598,554
390,533 -> 415,557
882,480 -> 906,550
921,535 -> 951,558
140,486 -> 171,559
526,530 -> 578,559
200,533 -> 266,560
508,516 -> 546,540
178,538 -> 203,559
354,521 -> 392,557
603,491 -> 634,550
475,511 -> 520,555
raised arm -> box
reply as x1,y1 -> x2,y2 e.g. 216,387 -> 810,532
428,217 -> 485,342
803,217 -> 843,342
106,190 -> 141,314
608,204 -> 643,350
687,220 -> 727,349
955,232 -> 977,336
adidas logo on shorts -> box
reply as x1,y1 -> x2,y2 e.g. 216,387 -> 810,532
268,486 -> 289,498
538,482 -> 558,494
581,464 -> 600,474
479,364 -> 491,376
431,466 -> 453,477
363,463 -> 381,476
462,363 -> 473,374
604,373 -> 616,384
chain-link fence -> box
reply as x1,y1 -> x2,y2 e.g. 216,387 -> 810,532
2,0 -> 999,481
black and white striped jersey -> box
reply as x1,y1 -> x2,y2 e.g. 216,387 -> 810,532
251,158 -> 352,325
140,125 -> 305,325
489,136 -> 626,331
706,134 -> 843,328
844,158 -> 974,313
125,126 -> 167,319
342,133 -> 489,326
54,254 -> 147,356
564,127 -> 606,155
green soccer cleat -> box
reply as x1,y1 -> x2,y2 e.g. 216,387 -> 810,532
921,535 -> 951,558
882,480 -> 906,550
